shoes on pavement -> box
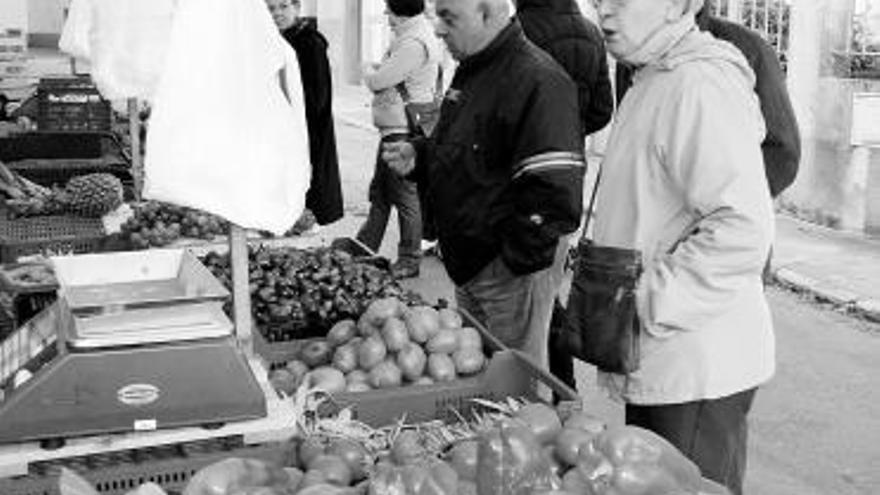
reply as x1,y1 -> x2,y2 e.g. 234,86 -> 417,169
391,258 -> 420,279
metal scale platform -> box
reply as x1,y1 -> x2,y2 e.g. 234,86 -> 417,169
0,249 -> 269,446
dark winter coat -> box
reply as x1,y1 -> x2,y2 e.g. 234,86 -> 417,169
615,11 -> 801,197
282,20 -> 344,225
516,0 -> 614,137
411,21 -> 586,285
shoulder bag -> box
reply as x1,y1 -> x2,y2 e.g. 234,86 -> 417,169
562,169 -> 644,374
395,66 -> 443,138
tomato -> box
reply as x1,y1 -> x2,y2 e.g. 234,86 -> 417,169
452,347 -> 485,376
326,319 -> 357,347
381,317 -> 410,352
456,327 -> 483,351
327,439 -> 370,481
427,353 -> 457,382
426,329 -> 459,354
437,308 -> 463,330
300,340 -> 332,368
397,342 -> 428,381
298,437 -> 326,470
357,336 -> 387,370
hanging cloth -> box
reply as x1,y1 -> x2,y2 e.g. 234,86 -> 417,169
59,0 -> 176,101
143,0 -> 312,235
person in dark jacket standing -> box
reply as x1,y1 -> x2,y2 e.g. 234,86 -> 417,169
615,6 -> 800,198
382,0 -> 586,367
515,0 -> 614,391
267,0 -> 344,227
515,0 -> 613,137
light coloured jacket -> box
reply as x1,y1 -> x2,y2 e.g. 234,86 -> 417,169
365,14 -> 441,135
594,18 -> 775,404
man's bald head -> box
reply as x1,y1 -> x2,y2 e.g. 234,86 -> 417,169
433,0 -> 512,60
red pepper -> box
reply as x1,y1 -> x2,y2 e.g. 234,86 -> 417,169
573,426 -> 704,495
476,421 -> 562,495
368,460 -> 458,495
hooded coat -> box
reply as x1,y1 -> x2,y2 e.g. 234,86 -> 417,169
281,20 -> 344,226
594,17 -> 775,404
516,0 -> 613,137
615,9 -> 800,198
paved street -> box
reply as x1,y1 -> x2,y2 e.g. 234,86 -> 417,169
326,95 -> 880,495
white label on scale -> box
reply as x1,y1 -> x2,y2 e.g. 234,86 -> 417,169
117,383 -> 160,406
134,419 -> 158,431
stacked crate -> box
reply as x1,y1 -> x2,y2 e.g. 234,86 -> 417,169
0,28 -> 27,78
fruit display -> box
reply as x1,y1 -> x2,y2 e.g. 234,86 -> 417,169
201,248 -> 420,342
267,297 -> 487,395
0,159 -> 123,218
121,200 -> 229,249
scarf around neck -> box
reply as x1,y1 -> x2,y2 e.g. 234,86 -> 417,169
620,14 -> 697,67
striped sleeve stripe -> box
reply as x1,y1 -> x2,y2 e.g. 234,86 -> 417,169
513,151 -> 586,180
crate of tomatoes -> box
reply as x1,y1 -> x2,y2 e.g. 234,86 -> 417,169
262,296 -> 580,427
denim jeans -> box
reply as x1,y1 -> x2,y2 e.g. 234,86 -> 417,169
356,134 -> 422,261
455,238 -> 568,368
626,387 -> 758,495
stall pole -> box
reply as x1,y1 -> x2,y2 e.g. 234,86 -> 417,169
127,98 -> 143,200
230,224 -> 254,356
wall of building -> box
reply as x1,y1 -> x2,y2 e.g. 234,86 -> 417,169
785,0 -> 880,233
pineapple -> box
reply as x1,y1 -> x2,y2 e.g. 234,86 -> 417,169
65,173 -> 124,217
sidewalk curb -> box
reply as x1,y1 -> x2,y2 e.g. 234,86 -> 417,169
772,266 -> 880,322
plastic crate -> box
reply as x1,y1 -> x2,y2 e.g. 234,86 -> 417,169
36,77 -> 111,133
0,214 -> 107,263
0,133 -> 105,161
254,309 -> 581,426
0,262 -> 58,335
0,440 -> 288,495
8,160 -> 135,200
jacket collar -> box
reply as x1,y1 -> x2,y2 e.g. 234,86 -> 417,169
516,0 -> 581,14
457,20 -> 524,75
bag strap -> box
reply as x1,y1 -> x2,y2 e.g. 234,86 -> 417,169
580,164 -> 601,243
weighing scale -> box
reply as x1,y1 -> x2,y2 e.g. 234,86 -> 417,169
0,244 -> 270,446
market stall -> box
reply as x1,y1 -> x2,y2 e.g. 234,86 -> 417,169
0,1 -> 735,495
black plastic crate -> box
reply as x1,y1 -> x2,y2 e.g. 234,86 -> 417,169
0,214 -> 107,263
36,77 -> 112,133
8,161 -> 135,200
0,133 -> 103,161
0,262 -> 57,335
0,441 -> 288,495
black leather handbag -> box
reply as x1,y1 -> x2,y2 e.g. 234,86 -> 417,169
562,171 -> 644,374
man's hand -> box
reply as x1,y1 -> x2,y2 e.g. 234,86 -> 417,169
381,141 -> 417,176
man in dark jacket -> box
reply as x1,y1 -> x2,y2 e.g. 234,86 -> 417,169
268,0 -> 344,227
382,0 -> 586,366
516,0 -> 613,137
516,0 -> 614,391
616,6 -> 801,198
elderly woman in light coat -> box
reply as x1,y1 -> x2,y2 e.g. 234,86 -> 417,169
593,0 -> 774,493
